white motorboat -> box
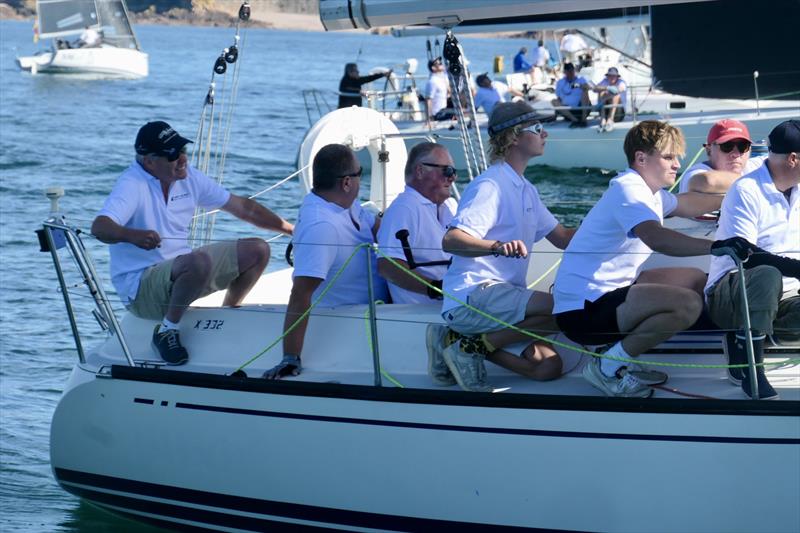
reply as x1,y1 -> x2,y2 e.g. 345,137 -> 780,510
16,0 -> 148,78
41,104 -> 800,532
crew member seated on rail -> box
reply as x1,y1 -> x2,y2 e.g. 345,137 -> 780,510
677,119 -> 766,194
377,142 -> 457,307
705,119 -> 800,399
552,120 -> 756,399
430,102 -> 576,392
592,67 -> 627,133
263,144 -> 388,380
552,63 -> 592,128
92,121 -> 293,365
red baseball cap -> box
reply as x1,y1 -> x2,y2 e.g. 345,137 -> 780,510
707,119 -> 752,144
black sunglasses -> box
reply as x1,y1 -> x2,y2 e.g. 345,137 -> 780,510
163,145 -> 188,162
336,166 -> 363,180
714,140 -> 751,154
420,162 -> 457,178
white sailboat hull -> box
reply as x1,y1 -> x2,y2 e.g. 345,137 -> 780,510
51,361 -> 800,532
398,101 -> 799,171
16,46 -> 148,78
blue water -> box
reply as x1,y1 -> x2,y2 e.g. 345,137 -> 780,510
0,19 -> 610,531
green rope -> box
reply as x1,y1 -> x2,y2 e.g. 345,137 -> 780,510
373,247 -> 800,370
235,243 -> 371,372
669,146 -> 706,193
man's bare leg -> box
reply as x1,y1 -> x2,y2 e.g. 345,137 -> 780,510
636,267 -> 706,295
165,250 -> 213,323
616,284 -> 703,357
223,238 -> 270,307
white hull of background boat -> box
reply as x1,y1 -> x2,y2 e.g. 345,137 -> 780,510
398,100 -> 799,171
16,46 -> 148,78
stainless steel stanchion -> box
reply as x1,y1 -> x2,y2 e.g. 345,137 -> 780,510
733,257 -> 759,399
366,245 -> 382,387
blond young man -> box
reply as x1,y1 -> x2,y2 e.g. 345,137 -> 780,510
432,101 -> 575,392
553,120 -> 755,398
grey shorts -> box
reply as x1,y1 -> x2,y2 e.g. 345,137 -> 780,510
128,241 -> 240,320
442,281 -> 533,335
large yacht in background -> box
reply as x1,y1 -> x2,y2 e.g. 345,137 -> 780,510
16,0 -> 148,78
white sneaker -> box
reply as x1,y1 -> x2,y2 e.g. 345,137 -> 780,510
625,361 -> 668,386
583,357 -> 652,398
604,121 -> 615,132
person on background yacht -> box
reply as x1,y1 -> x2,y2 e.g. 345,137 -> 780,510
552,63 -> 592,128
705,119 -> 800,399
424,57 -> 450,121
77,25 -> 101,48
512,46 -> 533,73
559,30 -> 590,64
263,144 -> 388,380
431,102 -> 576,392
337,63 -> 392,109
530,40 -> 551,70
677,119 -> 765,194
92,121 -> 293,365
377,142 -> 457,306
593,67 -> 627,133
552,120 -> 754,398
472,73 -> 524,116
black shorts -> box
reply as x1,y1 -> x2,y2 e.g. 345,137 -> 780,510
555,286 -> 631,346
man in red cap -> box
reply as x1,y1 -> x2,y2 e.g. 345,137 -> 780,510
705,119 -> 800,399
677,118 -> 764,194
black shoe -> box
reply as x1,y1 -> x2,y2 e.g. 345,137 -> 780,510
722,331 -> 745,385
577,121 -> 589,128
568,121 -> 580,128
152,325 -> 189,365
735,332 -> 778,400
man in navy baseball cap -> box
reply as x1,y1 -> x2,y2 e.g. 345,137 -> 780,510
92,120 -> 294,366
134,121 -> 193,161
769,118 -> 800,154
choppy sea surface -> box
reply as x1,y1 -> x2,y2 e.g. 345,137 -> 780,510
0,19 -> 612,531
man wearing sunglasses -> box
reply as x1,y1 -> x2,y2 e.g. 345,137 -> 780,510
705,119 -> 800,399
377,143 -> 457,308
677,119 -> 765,194
435,101 -> 576,392
92,121 -> 294,365
263,143 -> 388,380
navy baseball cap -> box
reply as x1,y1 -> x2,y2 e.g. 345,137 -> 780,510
768,119 -> 800,154
135,121 -> 193,158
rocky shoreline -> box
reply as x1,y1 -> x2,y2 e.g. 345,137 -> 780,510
0,2 -> 324,31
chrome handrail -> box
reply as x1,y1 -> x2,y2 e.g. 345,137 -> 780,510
40,219 -> 135,366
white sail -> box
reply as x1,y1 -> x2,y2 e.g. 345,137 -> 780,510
37,0 -> 99,39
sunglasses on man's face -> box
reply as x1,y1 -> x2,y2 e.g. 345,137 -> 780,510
336,166 -> 363,180
521,123 -> 544,136
420,162 -> 457,178
714,140 -> 751,154
164,145 -> 188,162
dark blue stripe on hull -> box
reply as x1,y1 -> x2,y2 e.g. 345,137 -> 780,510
56,468 -> 574,532
174,402 -> 800,445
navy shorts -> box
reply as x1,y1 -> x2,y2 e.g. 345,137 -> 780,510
555,286 -> 631,346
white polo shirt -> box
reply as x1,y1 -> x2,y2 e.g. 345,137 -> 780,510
706,162 -> 800,294
553,169 -> 678,313
474,81 -> 510,116
377,186 -> 456,304
442,162 -> 558,314
678,156 -> 766,194
425,72 -> 449,116
97,161 -> 230,305
293,193 -> 387,307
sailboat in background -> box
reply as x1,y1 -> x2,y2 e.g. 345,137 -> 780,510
16,0 -> 148,78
